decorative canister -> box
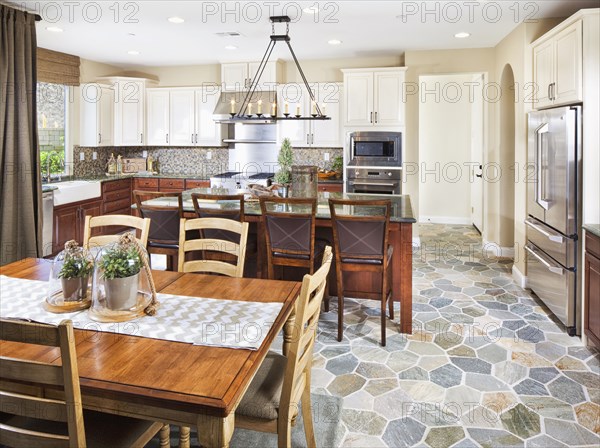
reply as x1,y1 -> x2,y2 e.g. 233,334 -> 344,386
291,165 -> 318,198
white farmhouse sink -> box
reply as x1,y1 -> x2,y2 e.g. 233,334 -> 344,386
52,180 -> 102,206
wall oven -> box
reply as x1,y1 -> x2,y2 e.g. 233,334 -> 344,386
347,168 -> 401,195
348,131 -> 402,167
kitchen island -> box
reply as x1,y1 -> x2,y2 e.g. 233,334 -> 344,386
142,188 -> 416,334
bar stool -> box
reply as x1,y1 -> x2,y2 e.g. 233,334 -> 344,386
329,198 -> 394,346
191,193 -> 245,242
259,196 -> 322,280
133,190 -> 183,271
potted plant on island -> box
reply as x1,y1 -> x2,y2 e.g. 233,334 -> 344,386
99,245 -> 142,310
58,248 -> 93,302
331,155 -> 343,179
274,138 -> 293,197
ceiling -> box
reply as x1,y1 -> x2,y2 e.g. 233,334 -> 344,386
8,1 -> 600,68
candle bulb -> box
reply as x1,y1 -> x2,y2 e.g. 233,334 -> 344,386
257,100 -> 262,114
248,103 -> 253,115
296,104 -> 300,116
321,103 -> 327,116
311,101 -> 317,115
230,99 -> 236,114
284,102 -> 289,114
271,102 -> 276,116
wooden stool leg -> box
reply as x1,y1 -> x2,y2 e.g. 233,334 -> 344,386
389,291 -> 394,320
381,271 -> 388,347
159,423 -> 170,447
179,426 -> 190,448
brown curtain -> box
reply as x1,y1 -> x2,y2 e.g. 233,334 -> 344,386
37,47 -> 80,86
0,5 -> 42,265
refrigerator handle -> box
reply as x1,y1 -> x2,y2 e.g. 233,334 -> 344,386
525,245 -> 564,275
525,218 -> 564,243
535,122 -> 550,210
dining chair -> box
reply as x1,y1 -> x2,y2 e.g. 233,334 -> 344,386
259,196 -> 323,280
133,190 -> 183,271
0,318 -> 170,448
82,214 -> 150,251
235,246 -> 333,448
178,217 -> 249,277
329,198 -> 394,346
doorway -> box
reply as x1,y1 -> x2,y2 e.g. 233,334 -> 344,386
418,73 -> 485,231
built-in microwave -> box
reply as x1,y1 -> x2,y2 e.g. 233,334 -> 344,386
348,131 -> 402,167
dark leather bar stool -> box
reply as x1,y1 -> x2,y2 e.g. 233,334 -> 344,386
329,198 -> 394,346
133,190 -> 183,271
191,193 -> 245,242
259,196 -> 323,280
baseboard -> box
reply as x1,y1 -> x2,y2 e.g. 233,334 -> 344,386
482,240 -> 515,259
412,236 -> 421,248
512,264 -> 527,288
419,216 -> 471,225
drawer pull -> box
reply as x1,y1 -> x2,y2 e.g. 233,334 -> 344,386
525,245 -> 564,275
525,219 -> 564,243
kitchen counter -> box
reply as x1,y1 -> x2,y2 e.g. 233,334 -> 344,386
41,185 -> 58,192
45,173 -> 212,184
583,224 -> 600,238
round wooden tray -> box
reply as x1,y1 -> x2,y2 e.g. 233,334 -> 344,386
44,291 -> 91,313
87,292 -> 151,323
318,171 -> 337,179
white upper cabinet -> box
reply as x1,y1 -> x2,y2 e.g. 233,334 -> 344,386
80,84 -> 114,147
113,79 -> 148,145
145,87 -> 223,147
533,20 -> 582,108
221,61 -> 282,91
277,82 -> 342,148
342,68 -> 406,127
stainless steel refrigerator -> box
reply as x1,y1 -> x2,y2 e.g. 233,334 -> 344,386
526,105 -> 581,336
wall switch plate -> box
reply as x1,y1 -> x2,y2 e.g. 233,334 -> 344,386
142,150 -> 148,158
79,152 -> 85,161
92,152 -> 97,160
206,151 -> 212,160
324,152 -> 330,161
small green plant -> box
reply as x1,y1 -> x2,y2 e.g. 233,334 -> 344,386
58,254 -> 93,279
274,138 -> 293,185
331,155 -> 343,174
40,150 -> 64,175
99,245 -> 142,280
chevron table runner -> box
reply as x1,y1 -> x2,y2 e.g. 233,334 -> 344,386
0,275 -> 283,350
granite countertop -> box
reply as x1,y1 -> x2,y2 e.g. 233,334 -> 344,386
42,185 -> 58,192
139,188 -> 416,223
49,173 -> 342,184
583,224 -> 600,239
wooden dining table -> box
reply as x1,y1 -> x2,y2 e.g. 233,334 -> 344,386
0,258 -> 302,448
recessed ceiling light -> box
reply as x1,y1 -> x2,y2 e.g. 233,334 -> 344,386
303,6 -> 319,13
46,26 -> 63,33
455,32 -> 471,38
128,33 -> 136,37
225,45 -> 237,50
328,39 -> 342,45
168,16 -> 185,24
127,50 -> 140,55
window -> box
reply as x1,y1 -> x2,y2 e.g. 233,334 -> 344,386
38,82 -> 68,179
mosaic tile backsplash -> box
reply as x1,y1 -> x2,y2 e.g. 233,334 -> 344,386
72,146 -> 342,178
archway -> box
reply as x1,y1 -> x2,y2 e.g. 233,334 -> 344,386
499,64 -> 516,248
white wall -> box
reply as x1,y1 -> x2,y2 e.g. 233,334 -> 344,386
418,74 -> 476,224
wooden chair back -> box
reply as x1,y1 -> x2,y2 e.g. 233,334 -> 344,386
83,214 -> 150,250
0,319 -> 85,448
178,217 -> 249,277
191,193 -> 245,243
280,246 -> 333,424
133,190 -> 183,245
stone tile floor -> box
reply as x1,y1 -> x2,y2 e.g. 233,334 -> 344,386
311,224 -> 600,448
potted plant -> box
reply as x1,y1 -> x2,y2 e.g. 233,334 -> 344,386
99,245 -> 142,310
58,251 -> 93,302
331,155 -> 343,179
274,138 -> 293,196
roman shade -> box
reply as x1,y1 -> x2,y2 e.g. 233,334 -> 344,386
37,47 -> 80,86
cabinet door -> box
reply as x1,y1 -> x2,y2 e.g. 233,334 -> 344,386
222,63 -> 248,91
312,83 -> 342,147
248,61 -> 279,90
53,205 -> 78,253
117,80 -> 145,145
344,72 -> 373,126
195,88 -> 221,146
170,90 -> 196,146
585,250 -> 600,347
554,21 -> 582,106
533,40 -> 554,108
80,200 -> 103,242
98,87 -> 114,146
79,84 -> 100,146
277,84 -> 310,146
374,71 -> 404,127
146,89 -> 170,146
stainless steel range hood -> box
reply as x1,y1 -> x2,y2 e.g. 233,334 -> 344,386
213,90 -> 277,123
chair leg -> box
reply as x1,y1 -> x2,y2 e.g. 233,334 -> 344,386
159,423 -> 170,447
277,406 -> 293,448
179,426 -> 190,448
301,384 -> 317,448
324,294 -> 330,312
389,293 -> 394,320
166,254 -> 174,272
381,272 -> 388,347
337,271 -> 344,342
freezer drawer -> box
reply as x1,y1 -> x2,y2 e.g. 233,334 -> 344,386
525,217 -> 576,268
526,243 -> 576,329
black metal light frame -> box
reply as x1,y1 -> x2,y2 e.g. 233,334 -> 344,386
232,16 -> 330,121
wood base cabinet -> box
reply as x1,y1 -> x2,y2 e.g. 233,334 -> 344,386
584,231 -> 600,348
53,198 -> 102,253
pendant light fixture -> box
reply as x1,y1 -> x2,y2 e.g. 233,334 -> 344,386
231,16 -> 330,122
